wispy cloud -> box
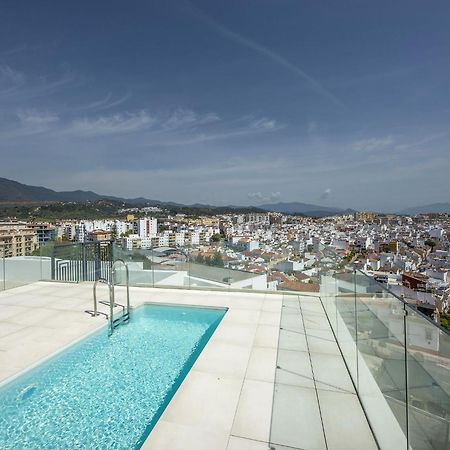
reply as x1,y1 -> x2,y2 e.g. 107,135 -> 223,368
72,92 -> 132,112
59,108 -> 221,138
394,132 -> 447,151
0,44 -> 40,58
0,66 -> 76,102
249,118 -> 278,131
63,110 -> 157,137
247,191 -> 281,204
320,188 -> 331,200
353,136 -> 394,152
156,115 -> 283,147
162,108 -> 219,130
16,108 -> 59,125
186,1 -> 344,108
352,132 -> 447,156
0,64 -> 26,87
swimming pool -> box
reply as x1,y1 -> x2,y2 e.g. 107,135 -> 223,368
0,304 -> 226,449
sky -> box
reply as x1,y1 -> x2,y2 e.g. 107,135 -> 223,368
0,0 -> 449,212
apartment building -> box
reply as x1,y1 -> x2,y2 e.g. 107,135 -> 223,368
0,222 -> 38,257
133,218 -> 157,239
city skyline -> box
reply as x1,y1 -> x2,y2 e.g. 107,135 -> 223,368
1,1 -> 450,211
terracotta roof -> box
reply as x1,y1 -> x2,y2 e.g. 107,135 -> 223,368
278,281 -> 320,293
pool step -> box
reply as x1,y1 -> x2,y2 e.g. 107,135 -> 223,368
111,311 -> 130,329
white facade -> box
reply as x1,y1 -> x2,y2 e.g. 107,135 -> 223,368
133,218 -> 157,239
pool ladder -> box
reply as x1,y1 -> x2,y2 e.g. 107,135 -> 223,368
90,259 -> 130,335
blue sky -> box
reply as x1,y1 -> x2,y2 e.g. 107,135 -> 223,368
0,0 -> 449,211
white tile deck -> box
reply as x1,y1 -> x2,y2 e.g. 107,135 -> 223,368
270,295 -> 378,450
0,283 -> 377,450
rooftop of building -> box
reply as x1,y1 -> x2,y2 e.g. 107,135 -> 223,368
0,282 -> 375,450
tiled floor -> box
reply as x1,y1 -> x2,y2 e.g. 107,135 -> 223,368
270,296 -> 378,450
0,283 -> 378,450
0,282 -> 281,449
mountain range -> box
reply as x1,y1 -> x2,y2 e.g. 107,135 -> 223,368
0,177 -> 166,205
0,177 -> 448,216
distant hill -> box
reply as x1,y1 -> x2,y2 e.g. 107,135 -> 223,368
0,177 -> 264,215
259,202 -> 354,217
0,177 -> 108,202
398,203 -> 450,215
0,177 -> 167,204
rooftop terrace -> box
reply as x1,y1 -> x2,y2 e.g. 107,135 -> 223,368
0,283 -> 375,449
0,243 -> 449,449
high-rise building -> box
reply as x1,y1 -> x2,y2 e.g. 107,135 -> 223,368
133,218 -> 157,239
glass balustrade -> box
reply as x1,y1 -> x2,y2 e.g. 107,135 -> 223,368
317,246 -> 450,449
1,238 -> 449,448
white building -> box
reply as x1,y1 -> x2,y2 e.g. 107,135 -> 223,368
133,218 -> 157,239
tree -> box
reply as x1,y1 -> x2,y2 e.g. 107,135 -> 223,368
211,233 -> 222,243
425,239 -> 436,252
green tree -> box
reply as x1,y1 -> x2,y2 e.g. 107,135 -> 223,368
425,239 -> 436,251
440,313 -> 450,331
211,233 -> 222,243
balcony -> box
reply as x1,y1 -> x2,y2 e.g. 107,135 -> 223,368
0,242 -> 449,449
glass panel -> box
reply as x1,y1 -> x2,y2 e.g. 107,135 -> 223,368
405,305 -> 450,450
112,243 -> 155,287
318,249 -> 342,337
150,244 -> 188,289
335,267 -> 358,381
355,271 -> 408,449
1,251 -> 5,290
39,241 -> 55,282
187,243 -> 231,291
2,250 -> 45,289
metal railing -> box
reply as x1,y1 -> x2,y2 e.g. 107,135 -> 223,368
90,258 -> 130,335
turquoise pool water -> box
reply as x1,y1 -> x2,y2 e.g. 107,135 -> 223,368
0,304 -> 225,449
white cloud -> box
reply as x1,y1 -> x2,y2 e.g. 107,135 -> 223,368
247,191 -> 281,204
353,136 -> 394,152
250,118 -> 278,131
64,110 -> 157,136
320,187 -> 331,200
62,109 -> 221,137
16,109 -> 59,125
73,92 -> 132,112
163,108 -> 219,130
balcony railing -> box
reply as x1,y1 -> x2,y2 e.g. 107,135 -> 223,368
318,245 -> 450,449
0,240 -> 319,295
2,240 -> 449,448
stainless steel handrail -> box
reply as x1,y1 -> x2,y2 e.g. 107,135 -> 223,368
109,259 -> 130,334
92,278 -> 112,317
111,259 -> 130,313
91,259 -> 130,335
